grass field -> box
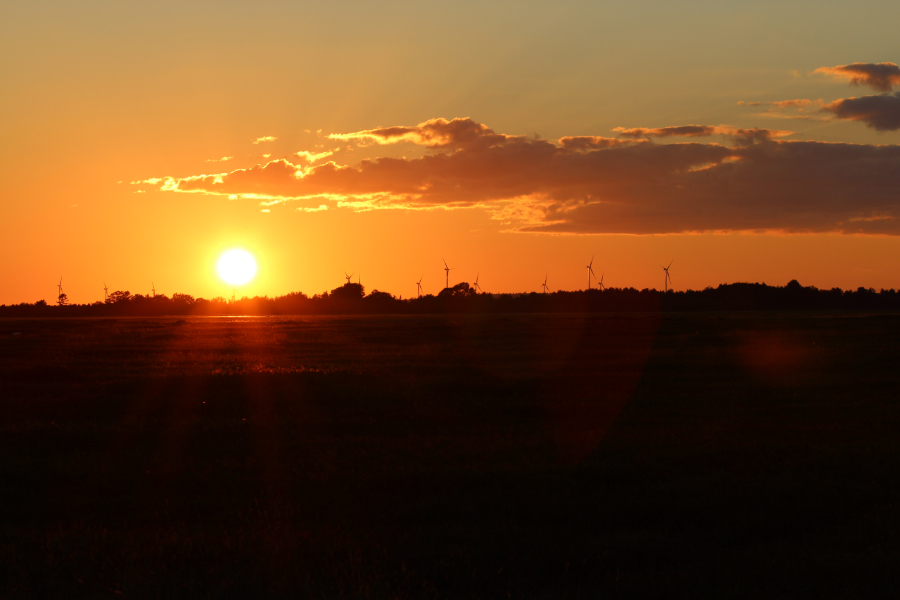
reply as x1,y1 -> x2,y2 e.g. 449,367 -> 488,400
2,313 -> 900,598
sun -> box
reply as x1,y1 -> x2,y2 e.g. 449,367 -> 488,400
217,249 -> 257,285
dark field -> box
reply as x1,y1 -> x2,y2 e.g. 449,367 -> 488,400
2,313 -> 900,598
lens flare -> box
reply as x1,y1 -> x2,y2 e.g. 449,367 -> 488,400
217,249 -> 257,285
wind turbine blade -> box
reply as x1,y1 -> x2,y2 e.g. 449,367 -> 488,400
668,260 -> 674,269
589,254 -> 594,268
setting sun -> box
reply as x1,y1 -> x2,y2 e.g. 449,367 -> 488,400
217,249 -> 258,286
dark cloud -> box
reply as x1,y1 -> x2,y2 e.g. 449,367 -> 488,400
557,136 -> 637,150
144,118 -> 900,235
614,125 -> 717,138
815,63 -> 900,92
613,125 -> 792,145
823,93 -> 900,131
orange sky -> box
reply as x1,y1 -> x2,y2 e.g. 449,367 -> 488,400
2,2 -> 899,304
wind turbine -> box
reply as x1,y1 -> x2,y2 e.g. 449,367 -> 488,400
343,270 -> 354,285
662,260 -> 673,292
57,277 -> 64,306
597,273 -> 606,290
473,273 -> 483,293
103,282 -> 109,301
442,258 -> 455,289
541,275 -> 550,294
586,255 -> 597,290
416,275 -> 423,298
151,281 -> 156,298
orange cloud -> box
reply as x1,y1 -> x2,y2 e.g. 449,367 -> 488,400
141,118 -> 900,235
822,93 -> 900,131
252,136 -> 277,144
296,150 -> 334,163
328,117 -> 511,149
739,98 -> 828,121
815,63 -> 900,92
769,98 -> 821,108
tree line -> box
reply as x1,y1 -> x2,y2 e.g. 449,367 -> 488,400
3,280 -> 900,317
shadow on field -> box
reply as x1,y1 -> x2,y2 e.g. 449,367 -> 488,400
2,314 -> 900,598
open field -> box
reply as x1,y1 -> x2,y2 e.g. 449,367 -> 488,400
2,313 -> 900,598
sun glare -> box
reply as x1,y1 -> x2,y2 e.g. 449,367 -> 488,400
217,249 -> 258,285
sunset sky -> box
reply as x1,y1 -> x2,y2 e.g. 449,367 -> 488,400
2,1 -> 899,304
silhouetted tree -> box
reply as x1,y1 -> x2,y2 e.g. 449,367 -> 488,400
438,282 -> 476,298
172,293 -> 195,306
107,290 -> 132,304
330,282 -> 365,302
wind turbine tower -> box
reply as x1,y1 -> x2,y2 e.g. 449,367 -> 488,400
542,275 -> 550,294
586,256 -> 597,290
442,258 -> 455,289
57,277 -> 65,306
662,260 -> 673,292
416,275 -> 423,298
151,281 -> 156,298
103,282 -> 109,302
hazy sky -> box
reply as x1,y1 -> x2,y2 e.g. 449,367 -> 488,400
2,1 -> 899,303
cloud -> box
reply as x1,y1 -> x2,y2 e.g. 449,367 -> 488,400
252,136 -> 277,144
613,125 -> 793,145
140,117 -> 900,235
823,93 -> 900,131
296,150 -> 334,163
769,99 -> 821,108
739,98 -> 828,121
815,63 -> 900,92
206,156 -> 233,162
558,136 -> 637,150
614,125 -> 718,138
328,117 -> 510,149
298,204 -> 328,213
